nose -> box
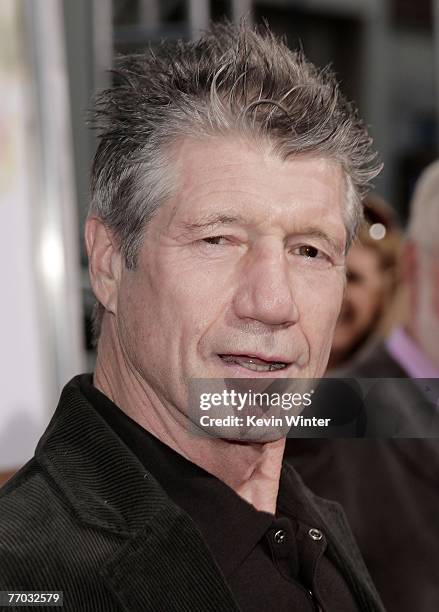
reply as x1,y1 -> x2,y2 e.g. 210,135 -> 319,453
232,242 -> 299,327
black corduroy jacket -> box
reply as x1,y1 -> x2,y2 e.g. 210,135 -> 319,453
0,376 -> 385,611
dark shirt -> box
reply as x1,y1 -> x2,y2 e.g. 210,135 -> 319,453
81,375 -> 360,612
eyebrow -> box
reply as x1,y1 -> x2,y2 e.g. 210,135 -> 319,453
292,226 -> 345,255
176,213 -> 248,235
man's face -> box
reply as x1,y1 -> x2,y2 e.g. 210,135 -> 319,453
115,136 -> 347,413
332,245 -> 385,358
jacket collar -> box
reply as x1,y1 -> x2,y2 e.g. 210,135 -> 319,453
36,375 -> 168,535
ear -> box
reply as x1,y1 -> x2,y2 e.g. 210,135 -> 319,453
85,217 -> 122,315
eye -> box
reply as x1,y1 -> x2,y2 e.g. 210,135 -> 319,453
294,245 -> 323,259
290,244 -> 333,269
202,236 -> 228,245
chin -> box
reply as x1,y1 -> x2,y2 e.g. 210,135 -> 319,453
227,428 -> 289,444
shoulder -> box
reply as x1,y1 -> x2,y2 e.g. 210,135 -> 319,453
0,459 -> 70,577
0,459 -> 121,610
0,458 -> 57,535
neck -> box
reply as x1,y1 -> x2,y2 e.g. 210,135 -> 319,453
93,319 -> 285,514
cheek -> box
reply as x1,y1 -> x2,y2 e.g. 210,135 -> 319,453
117,283 -> 157,366
151,263 -> 232,353
172,267 -> 228,325
296,274 -> 344,334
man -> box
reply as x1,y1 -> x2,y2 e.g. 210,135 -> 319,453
287,160 -> 439,611
0,24 -> 384,611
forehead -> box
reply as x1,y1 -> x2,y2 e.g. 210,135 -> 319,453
161,135 -> 347,235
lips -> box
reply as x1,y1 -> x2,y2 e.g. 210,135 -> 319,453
218,354 -> 288,372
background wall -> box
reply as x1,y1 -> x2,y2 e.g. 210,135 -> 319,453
0,0 -> 85,472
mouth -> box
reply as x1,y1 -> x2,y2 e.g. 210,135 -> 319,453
218,354 -> 289,373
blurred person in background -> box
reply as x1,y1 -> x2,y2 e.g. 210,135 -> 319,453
286,159 -> 439,612
334,160 -> 439,382
328,194 -> 404,371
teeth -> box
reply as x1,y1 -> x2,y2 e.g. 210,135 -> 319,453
242,361 -> 272,372
268,362 -> 286,371
220,355 -> 287,372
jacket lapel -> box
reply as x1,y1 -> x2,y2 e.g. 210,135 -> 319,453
101,503 -> 239,611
